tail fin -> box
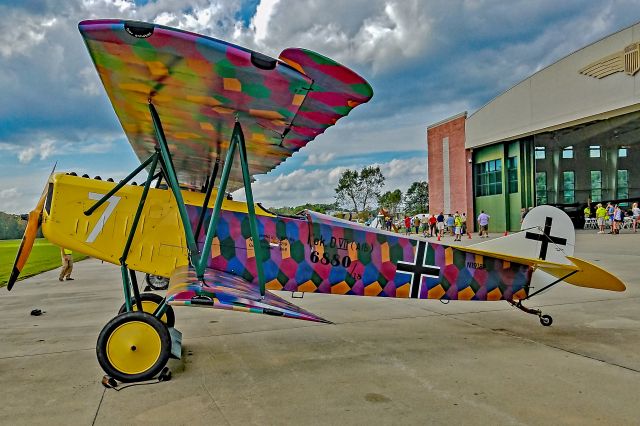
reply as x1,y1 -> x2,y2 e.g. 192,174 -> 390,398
469,206 -> 624,293
471,205 -> 575,264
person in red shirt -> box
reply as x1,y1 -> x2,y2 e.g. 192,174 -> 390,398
428,214 -> 437,237
404,216 -> 411,234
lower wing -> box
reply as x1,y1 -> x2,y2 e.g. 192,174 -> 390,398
167,267 -> 331,323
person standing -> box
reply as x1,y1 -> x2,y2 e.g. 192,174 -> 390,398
632,202 -> 640,233
477,210 -> 490,238
404,215 -> 411,234
59,248 -> 74,281
413,216 -> 420,234
436,212 -> 445,238
446,214 -> 455,236
428,214 -> 437,237
454,213 -> 462,241
613,205 -> 623,234
420,215 -> 428,237
595,203 -> 607,234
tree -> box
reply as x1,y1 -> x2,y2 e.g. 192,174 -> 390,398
269,203 -> 336,216
378,189 -> 403,216
404,181 -> 429,215
335,166 -> 385,214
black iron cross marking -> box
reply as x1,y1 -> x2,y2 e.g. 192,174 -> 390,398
396,241 -> 440,299
524,216 -> 567,260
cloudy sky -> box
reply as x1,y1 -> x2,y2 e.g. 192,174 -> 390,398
1,0 -> 639,213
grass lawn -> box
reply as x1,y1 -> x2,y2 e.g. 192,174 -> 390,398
0,239 -> 88,287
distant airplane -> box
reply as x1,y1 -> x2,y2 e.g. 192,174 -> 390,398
8,19 -> 626,384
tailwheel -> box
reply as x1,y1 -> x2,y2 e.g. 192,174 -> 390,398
97,311 -> 171,383
118,293 -> 175,328
508,299 -> 553,327
539,314 -> 553,327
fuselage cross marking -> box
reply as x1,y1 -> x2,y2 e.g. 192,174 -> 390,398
396,240 -> 440,299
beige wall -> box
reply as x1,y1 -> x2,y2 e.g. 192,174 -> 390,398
466,22 -> 640,148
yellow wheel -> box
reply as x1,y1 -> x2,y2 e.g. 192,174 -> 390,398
97,312 -> 171,382
118,293 -> 175,328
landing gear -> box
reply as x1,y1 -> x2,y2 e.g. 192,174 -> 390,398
508,299 -> 553,327
97,311 -> 171,383
145,273 -> 169,291
539,314 -> 553,327
118,293 -> 175,328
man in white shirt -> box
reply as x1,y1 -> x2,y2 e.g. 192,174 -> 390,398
477,211 -> 490,238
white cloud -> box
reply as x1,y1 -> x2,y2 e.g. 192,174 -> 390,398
0,187 -> 19,199
252,0 -> 279,42
303,152 -> 335,166
17,140 -> 56,164
237,156 -> 427,207
0,15 -> 55,58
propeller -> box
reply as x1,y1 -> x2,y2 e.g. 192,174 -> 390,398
7,164 -> 56,291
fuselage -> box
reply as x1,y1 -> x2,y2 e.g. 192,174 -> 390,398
43,173 -> 532,301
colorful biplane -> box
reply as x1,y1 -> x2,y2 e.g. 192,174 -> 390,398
8,20 -> 626,384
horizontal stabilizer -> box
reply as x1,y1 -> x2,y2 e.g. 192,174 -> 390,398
452,242 -> 626,293
540,256 -> 626,292
167,267 -> 331,323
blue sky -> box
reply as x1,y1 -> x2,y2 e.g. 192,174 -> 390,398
1,0 -> 640,213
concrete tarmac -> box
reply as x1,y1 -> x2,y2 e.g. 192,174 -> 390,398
1,230 -> 639,425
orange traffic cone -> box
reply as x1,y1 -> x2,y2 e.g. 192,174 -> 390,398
437,234 -> 441,241
504,230 -> 509,236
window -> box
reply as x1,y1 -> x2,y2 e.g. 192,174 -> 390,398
619,147 -> 628,157
475,159 -> 502,196
589,145 -> 600,158
507,156 -> 518,193
562,146 -> 574,159
590,170 -> 602,202
535,146 -> 546,160
563,171 -> 575,203
617,169 -> 629,200
535,172 -> 547,205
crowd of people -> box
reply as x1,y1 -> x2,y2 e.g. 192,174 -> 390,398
390,211 -> 492,240
585,202 -> 640,234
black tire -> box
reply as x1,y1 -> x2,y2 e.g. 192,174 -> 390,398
145,273 -> 169,291
539,314 -> 553,327
118,293 -> 175,328
96,311 -> 171,383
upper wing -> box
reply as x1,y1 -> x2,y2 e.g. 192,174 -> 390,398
79,20 -> 372,191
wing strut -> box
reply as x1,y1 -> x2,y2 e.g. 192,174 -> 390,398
196,120 -> 267,297
194,159 -> 220,241
148,103 -> 267,297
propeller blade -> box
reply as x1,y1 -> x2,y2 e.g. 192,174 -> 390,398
7,164 -> 56,291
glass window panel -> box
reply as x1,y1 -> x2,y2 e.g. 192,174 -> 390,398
619,147 -> 628,157
590,170 -> 601,189
617,169 -> 629,200
562,146 -> 574,159
535,147 -> 545,160
563,171 -> 575,189
589,145 -> 600,158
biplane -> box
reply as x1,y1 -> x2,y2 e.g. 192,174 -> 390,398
8,20 -> 626,384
